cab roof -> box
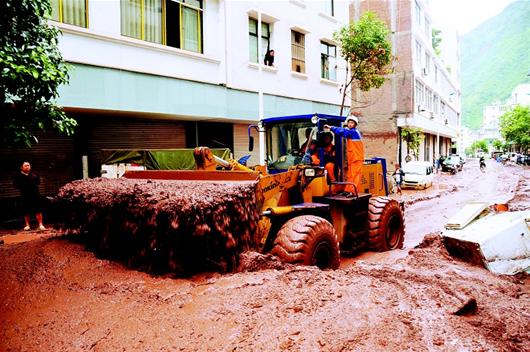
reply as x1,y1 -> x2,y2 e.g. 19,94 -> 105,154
261,113 -> 345,124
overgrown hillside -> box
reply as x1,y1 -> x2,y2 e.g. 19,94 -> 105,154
461,0 -> 530,129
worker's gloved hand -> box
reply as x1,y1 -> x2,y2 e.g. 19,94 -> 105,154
302,152 -> 312,165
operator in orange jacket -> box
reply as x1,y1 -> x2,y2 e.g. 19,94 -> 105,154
310,132 -> 336,182
324,114 -> 364,196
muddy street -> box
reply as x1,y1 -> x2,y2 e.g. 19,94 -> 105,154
1,161 -> 529,351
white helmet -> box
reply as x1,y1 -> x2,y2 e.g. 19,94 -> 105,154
347,115 -> 359,125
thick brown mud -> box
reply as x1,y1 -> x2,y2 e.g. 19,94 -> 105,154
1,234 -> 528,351
1,161 -> 529,351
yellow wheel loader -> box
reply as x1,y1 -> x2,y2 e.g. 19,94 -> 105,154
122,113 -> 405,270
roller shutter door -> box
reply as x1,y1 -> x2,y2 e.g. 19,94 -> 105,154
85,118 -> 186,176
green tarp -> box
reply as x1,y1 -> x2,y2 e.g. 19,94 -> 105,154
101,149 -> 231,170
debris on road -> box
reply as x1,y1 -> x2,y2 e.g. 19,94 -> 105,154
443,203 -> 530,275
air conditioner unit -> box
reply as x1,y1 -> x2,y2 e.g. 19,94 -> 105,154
417,105 -> 425,112
445,119 -> 448,125
422,68 -> 428,76
430,112 -> 434,119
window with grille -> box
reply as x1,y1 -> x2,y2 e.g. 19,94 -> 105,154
249,18 -> 271,64
120,0 -> 203,53
50,0 -> 88,28
321,41 -> 336,80
291,31 -> 305,73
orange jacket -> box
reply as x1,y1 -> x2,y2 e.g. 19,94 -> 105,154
330,126 -> 364,161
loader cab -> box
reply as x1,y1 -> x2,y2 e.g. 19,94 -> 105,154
261,114 -> 346,175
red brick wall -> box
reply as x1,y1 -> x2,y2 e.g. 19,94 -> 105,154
351,0 -> 414,166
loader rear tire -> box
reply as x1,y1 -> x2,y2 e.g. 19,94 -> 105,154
368,197 -> 405,251
271,215 -> 340,270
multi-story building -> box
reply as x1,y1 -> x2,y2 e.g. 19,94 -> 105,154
478,83 -> 530,145
1,0 -> 352,211
480,102 -> 506,141
506,83 -> 530,107
350,0 -> 461,165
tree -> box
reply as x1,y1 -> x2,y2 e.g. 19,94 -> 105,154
334,11 -> 393,115
401,127 -> 424,161
0,0 -> 76,147
432,28 -> 442,56
499,105 -> 530,151
470,139 -> 489,154
491,139 -> 503,151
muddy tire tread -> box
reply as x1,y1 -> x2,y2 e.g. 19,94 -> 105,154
368,197 -> 405,251
271,215 -> 340,269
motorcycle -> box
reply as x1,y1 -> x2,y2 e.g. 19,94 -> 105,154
479,158 -> 486,172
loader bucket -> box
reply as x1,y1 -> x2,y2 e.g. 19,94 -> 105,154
123,170 -> 260,182
55,170 -> 263,276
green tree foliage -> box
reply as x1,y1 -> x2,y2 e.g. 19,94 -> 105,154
461,1 -> 530,129
491,139 -> 504,151
0,0 -> 77,147
470,139 -> 489,154
334,11 -> 392,114
431,28 -> 442,56
401,127 -> 424,160
499,105 -> 530,150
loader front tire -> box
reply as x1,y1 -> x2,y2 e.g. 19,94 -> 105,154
368,197 -> 405,251
271,215 -> 340,270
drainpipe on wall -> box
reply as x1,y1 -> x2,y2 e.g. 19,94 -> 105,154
223,0 -> 229,86
390,0 -> 398,165
258,11 -> 266,165
398,127 -> 402,166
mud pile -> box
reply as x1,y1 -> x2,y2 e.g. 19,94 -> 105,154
54,178 -> 261,274
1,234 -> 529,351
509,171 -> 530,211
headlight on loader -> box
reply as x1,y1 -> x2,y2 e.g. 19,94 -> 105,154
304,168 -> 316,177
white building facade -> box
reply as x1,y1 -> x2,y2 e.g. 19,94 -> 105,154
478,83 -> 530,146
48,0 -> 351,176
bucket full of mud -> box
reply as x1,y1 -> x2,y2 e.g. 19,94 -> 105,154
54,171 -> 262,275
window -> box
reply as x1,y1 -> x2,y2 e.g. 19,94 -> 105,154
50,0 -> 88,27
321,42 -> 337,80
434,66 -> 438,83
426,89 -> 433,111
249,18 -> 271,64
415,41 -> 422,65
433,94 -> 439,114
424,18 -> 430,40
424,53 -> 430,74
414,1 -> 421,25
291,31 -> 305,73
415,80 -> 424,106
120,0 -> 203,53
441,101 -> 446,117
323,0 -> 335,16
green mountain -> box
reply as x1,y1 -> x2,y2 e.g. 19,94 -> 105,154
461,0 -> 530,129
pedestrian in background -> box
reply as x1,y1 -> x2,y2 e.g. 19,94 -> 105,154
434,154 -> 439,174
13,161 -> 46,231
392,163 -> 405,195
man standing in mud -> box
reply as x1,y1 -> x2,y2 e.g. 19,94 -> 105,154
13,161 -> 46,231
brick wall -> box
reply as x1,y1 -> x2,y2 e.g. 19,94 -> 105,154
351,0 -> 414,167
